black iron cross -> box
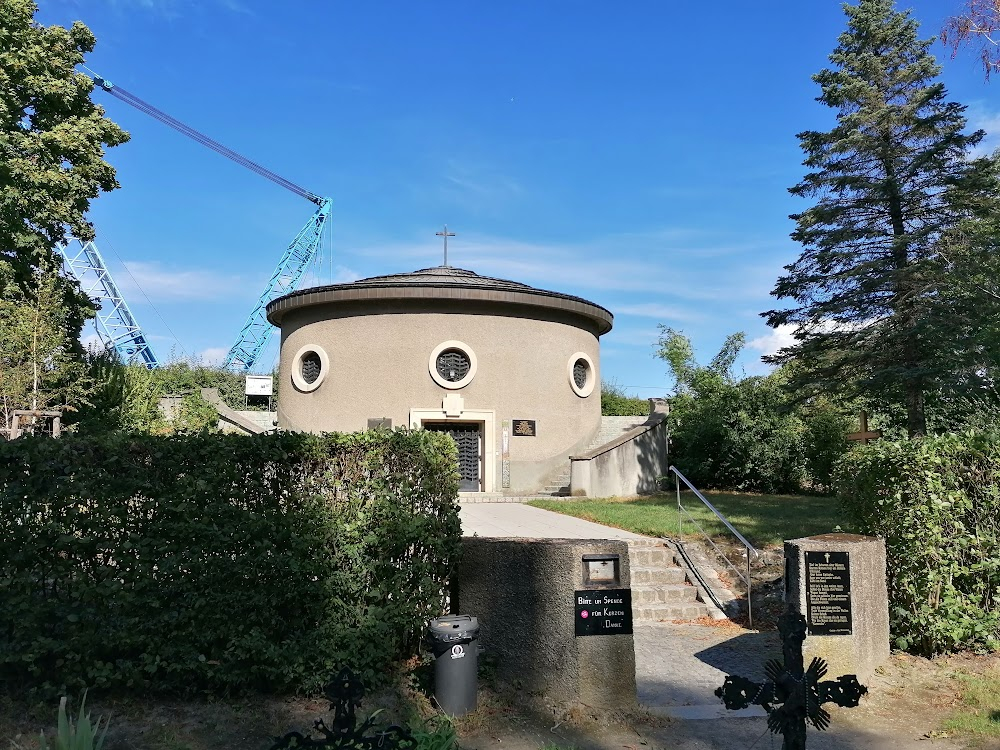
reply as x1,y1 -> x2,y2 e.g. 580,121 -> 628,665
269,668 -> 413,749
715,611 -> 868,750
436,225 -> 456,267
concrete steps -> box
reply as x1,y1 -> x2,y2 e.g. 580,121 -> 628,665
627,540 -> 712,623
533,416 -> 651,497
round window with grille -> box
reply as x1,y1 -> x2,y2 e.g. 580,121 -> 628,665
291,345 -> 329,392
436,349 -> 471,382
429,341 -> 477,389
301,352 -> 322,384
567,352 -> 595,397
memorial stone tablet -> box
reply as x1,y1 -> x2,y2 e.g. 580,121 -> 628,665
805,551 -> 852,635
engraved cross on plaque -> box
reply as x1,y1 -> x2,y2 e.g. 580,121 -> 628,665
435,225 -> 456,267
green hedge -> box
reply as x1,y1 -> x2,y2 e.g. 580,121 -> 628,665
836,433 -> 1000,655
0,430 -> 461,698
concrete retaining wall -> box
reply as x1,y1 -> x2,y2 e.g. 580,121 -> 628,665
569,401 -> 669,497
455,538 -> 637,711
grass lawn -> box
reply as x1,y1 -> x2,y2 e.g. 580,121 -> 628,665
941,665 -> 1000,744
528,491 -> 847,549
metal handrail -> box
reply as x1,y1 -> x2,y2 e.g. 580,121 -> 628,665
668,465 -> 759,628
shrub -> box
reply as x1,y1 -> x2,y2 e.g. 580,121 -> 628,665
668,374 -> 806,494
0,430 -> 461,698
801,401 -> 852,494
836,432 -> 1000,655
600,381 -> 650,417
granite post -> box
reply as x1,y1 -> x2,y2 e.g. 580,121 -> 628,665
455,538 -> 637,711
784,533 -> 889,683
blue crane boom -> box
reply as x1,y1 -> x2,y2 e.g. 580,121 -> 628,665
59,239 -> 159,367
90,74 -> 332,373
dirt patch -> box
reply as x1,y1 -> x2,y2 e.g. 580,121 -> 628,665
4,652 -> 998,750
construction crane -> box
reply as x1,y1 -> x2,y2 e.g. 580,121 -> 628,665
60,238 -> 159,367
70,71 -> 332,372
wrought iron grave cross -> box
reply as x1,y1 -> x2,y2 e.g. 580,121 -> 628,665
269,668 -> 412,749
715,611 -> 867,750
436,225 -> 456,267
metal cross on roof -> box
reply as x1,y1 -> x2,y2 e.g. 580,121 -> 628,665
715,611 -> 867,749
435,225 -> 456,267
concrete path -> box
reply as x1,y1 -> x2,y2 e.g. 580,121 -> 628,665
459,501 -> 650,540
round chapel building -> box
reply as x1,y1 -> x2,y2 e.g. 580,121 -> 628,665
266,266 -> 613,495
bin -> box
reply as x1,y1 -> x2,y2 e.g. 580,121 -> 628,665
428,615 -> 480,715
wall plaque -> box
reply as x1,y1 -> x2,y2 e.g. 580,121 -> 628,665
575,588 -> 633,636
513,419 -> 536,437
805,551 -> 853,635
367,417 -> 392,430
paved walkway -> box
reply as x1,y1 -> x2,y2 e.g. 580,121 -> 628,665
459,502 -> 770,719
459,501 -> 649,540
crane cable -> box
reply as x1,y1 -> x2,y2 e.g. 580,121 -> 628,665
80,65 -> 323,206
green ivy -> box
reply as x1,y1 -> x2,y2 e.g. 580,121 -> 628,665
0,430 -> 461,699
836,432 -> 1000,656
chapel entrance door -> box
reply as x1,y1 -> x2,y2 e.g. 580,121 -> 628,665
425,422 -> 482,492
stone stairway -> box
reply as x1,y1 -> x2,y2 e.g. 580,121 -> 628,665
534,415 -> 651,497
628,540 -> 713,622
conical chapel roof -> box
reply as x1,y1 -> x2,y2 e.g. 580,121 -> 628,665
267,265 -> 613,335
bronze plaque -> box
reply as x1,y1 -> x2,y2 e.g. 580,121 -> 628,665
512,419 -> 536,437
367,417 -> 392,430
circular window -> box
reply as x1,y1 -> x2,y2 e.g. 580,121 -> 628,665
567,352 -> 596,398
291,345 -> 329,392
429,340 -> 477,389
436,348 -> 471,382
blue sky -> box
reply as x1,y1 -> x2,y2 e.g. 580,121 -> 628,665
41,0 -> 1000,395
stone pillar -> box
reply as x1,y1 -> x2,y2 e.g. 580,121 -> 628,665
455,538 -> 637,711
784,533 -> 889,683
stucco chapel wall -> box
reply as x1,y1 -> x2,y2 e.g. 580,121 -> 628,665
276,299 -> 602,494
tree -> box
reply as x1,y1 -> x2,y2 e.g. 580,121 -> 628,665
656,328 -> 808,493
0,264 -> 91,431
1,0 -> 128,285
763,0 -> 998,437
942,0 -> 1000,79
1,1 -> 128,430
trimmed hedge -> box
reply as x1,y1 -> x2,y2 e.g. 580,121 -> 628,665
836,433 -> 1000,655
0,430 -> 461,698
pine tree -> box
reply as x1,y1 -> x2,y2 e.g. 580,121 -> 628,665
762,0 -> 998,437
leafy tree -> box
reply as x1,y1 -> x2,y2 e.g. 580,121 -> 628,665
0,265 -> 91,431
1,0 -> 128,286
1,1 -> 128,431
942,0 -> 1000,79
656,328 -> 807,493
763,0 -> 999,437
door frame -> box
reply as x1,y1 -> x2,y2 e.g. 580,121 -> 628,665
410,408 -> 495,493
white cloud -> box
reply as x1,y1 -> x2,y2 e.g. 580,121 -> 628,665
615,302 -> 702,322
119,261 -> 240,301
197,347 -> 230,367
748,324 -> 797,358
297,265 -> 361,289
352,230 -> 778,301
968,103 -> 1000,156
